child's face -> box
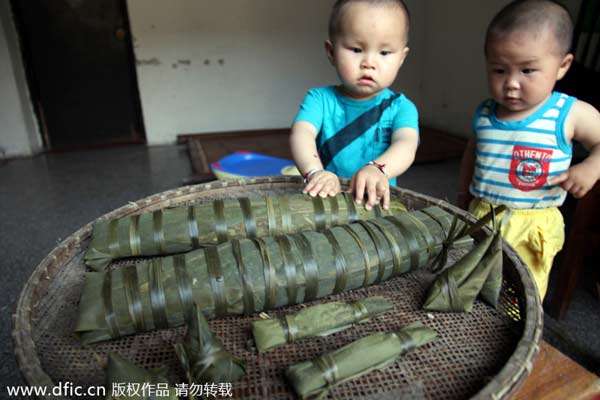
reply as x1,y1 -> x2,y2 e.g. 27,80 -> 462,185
485,28 -> 573,119
326,2 -> 409,100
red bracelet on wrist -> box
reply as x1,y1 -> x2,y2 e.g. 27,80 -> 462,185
367,160 -> 388,177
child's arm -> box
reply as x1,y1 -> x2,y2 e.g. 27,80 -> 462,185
289,120 -> 341,197
457,137 -> 476,209
549,100 -> 600,198
349,127 -> 418,210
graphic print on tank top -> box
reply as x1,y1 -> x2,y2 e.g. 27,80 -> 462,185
509,145 -> 553,191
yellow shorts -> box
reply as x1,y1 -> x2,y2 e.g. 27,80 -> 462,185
468,199 -> 565,300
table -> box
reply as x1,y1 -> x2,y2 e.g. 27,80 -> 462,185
514,341 -> 600,399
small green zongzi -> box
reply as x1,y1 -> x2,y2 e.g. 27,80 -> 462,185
252,296 -> 393,353
422,232 -> 495,312
286,322 -> 437,399
423,206 -> 506,312
174,305 -> 246,385
105,352 -> 177,400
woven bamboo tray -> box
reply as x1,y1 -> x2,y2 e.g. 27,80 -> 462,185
13,176 -> 542,399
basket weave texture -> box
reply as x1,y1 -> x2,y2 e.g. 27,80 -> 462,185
13,176 -> 542,399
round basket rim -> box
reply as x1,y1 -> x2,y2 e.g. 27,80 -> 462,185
12,176 -> 542,399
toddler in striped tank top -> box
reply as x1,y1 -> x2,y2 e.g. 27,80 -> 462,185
458,0 -> 600,299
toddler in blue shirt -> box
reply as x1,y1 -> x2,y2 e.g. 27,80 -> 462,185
290,0 -> 419,210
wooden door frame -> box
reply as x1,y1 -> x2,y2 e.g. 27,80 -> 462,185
9,0 -> 146,152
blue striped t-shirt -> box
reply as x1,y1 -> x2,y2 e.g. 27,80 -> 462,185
470,91 -> 575,208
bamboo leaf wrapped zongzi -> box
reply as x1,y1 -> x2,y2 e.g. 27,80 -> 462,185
76,207 -> 455,344
104,352 -> 178,400
252,296 -> 393,353
423,206 -> 506,312
85,193 -> 406,271
174,304 -> 245,385
285,322 -> 437,399
422,232 -> 495,312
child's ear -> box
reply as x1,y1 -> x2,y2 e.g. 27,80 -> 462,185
398,46 -> 410,67
556,53 -> 574,80
324,40 -> 335,65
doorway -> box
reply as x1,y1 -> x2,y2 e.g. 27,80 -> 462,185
11,0 -> 145,151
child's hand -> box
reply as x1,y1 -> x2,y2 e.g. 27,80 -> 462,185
549,162 -> 600,198
303,170 -> 341,198
349,165 -> 390,210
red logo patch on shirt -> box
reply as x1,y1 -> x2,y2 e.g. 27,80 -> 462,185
509,145 -> 552,191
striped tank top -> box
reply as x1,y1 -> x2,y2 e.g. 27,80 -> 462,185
470,91 -> 575,209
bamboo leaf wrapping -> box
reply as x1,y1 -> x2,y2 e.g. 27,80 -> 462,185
285,321 -> 437,399
252,296 -> 393,353
76,207 -> 454,344
478,237 -> 503,308
479,210 -> 510,308
422,233 -> 495,312
174,304 -> 246,385
104,352 -> 178,400
85,193 -> 407,271
423,206 -> 506,312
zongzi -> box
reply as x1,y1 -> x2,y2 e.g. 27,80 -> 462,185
85,193 -> 406,271
286,321 -> 437,399
76,207 -> 455,344
105,352 -> 177,400
252,296 -> 393,353
174,304 -> 245,385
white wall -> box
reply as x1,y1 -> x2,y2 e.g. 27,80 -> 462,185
127,0 -> 336,144
0,1 -> 40,157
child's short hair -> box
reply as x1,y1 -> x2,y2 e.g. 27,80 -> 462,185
486,0 -> 573,56
328,0 -> 411,42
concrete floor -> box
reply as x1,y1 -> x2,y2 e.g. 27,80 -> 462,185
0,144 -> 598,398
